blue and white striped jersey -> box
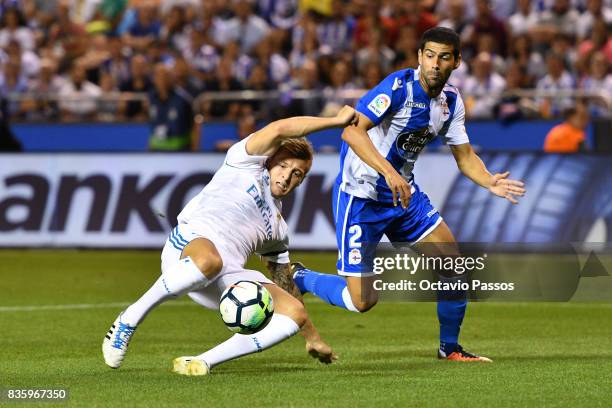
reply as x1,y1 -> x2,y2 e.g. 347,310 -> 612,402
338,67 -> 469,203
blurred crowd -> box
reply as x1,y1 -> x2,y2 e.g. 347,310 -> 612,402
0,0 -> 611,126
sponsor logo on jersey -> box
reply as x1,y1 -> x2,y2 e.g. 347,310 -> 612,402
396,127 -> 435,156
406,100 -> 428,109
348,248 -> 362,265
246,184 -> 274,240
247,184 -> 259,199
367,94 -> 391,117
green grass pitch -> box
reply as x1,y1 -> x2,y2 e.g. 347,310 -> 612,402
1,249 -> 611,407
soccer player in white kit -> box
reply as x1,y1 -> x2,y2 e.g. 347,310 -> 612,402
102,106 -> 358,375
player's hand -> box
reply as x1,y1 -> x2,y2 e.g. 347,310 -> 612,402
489,171 -> 525,204
306,339 -> 338,364
335,105 -> 358,127
384,169 -> 411,208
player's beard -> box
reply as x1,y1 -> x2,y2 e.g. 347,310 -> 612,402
422,69 -> 451,95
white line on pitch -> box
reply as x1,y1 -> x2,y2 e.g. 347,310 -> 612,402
0,301 -> 195,312
0,298 -> 322,312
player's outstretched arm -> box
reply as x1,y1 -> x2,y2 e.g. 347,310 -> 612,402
245,106 -> 358,156
450,143 -> 526,204
265,260 -> 337,364
343,112 -> 412,208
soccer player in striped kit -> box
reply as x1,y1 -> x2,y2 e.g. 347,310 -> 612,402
293,27 -> 526,362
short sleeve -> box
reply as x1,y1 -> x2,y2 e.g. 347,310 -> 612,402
442,94 -> 470,145
259,235 -> 290,264
260,250 -> 290,264
224,135 -> 268,169
355,70 -> 407,126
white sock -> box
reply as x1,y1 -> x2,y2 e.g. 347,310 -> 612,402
198,314 -> 299,369
122,257 -> 207,326
341,287 -> 360,313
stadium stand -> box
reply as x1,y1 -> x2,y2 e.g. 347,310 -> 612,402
0,0 -> 610,150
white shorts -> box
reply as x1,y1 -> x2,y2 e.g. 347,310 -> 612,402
161,224 -> 272,311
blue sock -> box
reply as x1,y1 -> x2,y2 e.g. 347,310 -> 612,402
293,269 -> 356,311
436,272 -> 468,354
438,299 -> 467,354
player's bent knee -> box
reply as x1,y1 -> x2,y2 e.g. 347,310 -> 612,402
181,238 -> 224,278
346,276 -> 378,312
352,299 -> 377,313
189,252 -> 223,278
347,283 -> 378,313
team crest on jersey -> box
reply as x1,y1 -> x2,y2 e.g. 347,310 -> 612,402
367,94 -> 391,117
348,248 -> 362,265
440,100 -> 450,117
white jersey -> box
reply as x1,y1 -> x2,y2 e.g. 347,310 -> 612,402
177,136 -> 289,266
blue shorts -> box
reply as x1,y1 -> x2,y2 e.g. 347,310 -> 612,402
333,181 -> 442,277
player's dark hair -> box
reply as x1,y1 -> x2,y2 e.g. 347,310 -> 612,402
419,27 -> 461,59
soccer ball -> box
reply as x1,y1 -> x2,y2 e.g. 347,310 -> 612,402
219,281 -> 274,334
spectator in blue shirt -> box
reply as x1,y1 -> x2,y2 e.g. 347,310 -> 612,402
122,3 -> 161,51
148,63 -> 195,151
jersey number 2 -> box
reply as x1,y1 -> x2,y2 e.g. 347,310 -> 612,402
348,225 -> 362,248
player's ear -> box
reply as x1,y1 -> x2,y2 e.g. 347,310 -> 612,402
418,48 -> 422,65
454,54 -> 462,70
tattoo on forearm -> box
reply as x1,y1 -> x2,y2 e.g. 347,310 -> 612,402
267,261 -> 302,300
266,261 -> 322,340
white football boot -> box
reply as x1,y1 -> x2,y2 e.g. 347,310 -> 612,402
102,312 -> 137,368
172,356 -> 210,376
